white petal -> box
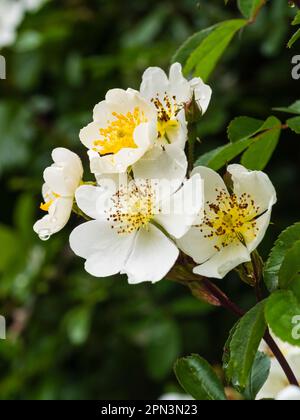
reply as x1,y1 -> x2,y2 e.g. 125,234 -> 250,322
154,174 -> 204,239
189,77 -> 212,114
193,242 -> 251,279
140,67 -> 169,100
124,224 -> 179,284
34,197 -> 73,237
246,208 -> 272,253
75,185 -> 113,220
79,121 -> 101,149
133,143 -> 188,198
168,62 -> 192,103
69,220 -> 135,277
228,164 -> 277,215
192,166 -> 229,205
177,226 -> 219,265
165,109 -> 188,149
88,122 -> 153,175
276,386 -> 300,401
52,148 -> 83,176
43,167 -> 73,197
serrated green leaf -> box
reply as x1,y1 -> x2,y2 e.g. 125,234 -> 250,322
184,19 -> 247,81
274,100 -> 300,115
171,26 -> 215,67
264,222 -> 300,292
174,354 -> 226,400
228,116 -> 264,143
225,302 -> 266,390
241,116 -> 281,170
287,116 -> 300,133
288,28 -> 300,48
238,0 -> 265,20
279,240 -> 300,289
195,137 -> 253,170
265,291 -> 300,347
244,352 -> 271,400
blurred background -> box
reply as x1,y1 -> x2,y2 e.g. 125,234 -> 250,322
0,0 -> 299,400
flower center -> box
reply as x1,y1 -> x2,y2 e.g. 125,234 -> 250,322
106,180 -> 157,234
93,107 -> 148,155
151,94 -> 180,138
40,192 -> 61,212
197,188 -> 260,251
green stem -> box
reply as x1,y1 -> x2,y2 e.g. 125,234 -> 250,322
201,278 -> 298,387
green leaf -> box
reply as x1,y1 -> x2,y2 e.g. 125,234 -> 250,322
241,116 -> 281,170
264,222 -> 300,292
184,19 -> 247,81
172,26 -> 215,67
174,354 -> 226,400
224,302 -> 266,390
196,115 -> 281,171
265,291 -> 300,346
0,102 -> 35,175
244,352 -> 271,400
274,100 -> 300,115
292,11 -> 300,26
0,225 -> 17,272
288,28 -> 300,48
287,116 -> 300,134
238,0 -> 265,20
145,319 -> 181,381
228,116 -> 264,143
195,137 -> 253,170
64,306 -> 93,346
279,240 -> 300,289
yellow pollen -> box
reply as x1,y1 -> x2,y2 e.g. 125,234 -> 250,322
197,188 -> 261,251
40,192 -> 61,212
93,107 -> 147,155
106,180 -> 157,234
151,93 -> 181,138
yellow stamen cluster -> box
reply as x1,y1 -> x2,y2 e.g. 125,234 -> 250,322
40,192 -> 61,212
197,188 -> 260,251
151,93 -> 180,138
107,181 -> 157,234
93,107 -> 147,155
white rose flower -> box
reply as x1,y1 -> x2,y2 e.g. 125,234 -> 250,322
70,173 -> 203,284
33,148 -> 83,240
178,164 -> 277,279
257,335 -> 300,400
140,62 -> 212,148
80,87 -> 188,190
80,88 -> 157,174
0,0 -> 24,48
0,0 -> 48,49
276,386 -> 300,400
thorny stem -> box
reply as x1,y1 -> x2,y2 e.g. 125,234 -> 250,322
200,278 -> 299,387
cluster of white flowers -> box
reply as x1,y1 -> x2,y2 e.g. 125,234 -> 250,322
258,334 -> 300,400
0,0 -> 47,49
34,63 -> 278,285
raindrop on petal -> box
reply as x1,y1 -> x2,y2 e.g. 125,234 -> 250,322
38,229 -> 51,241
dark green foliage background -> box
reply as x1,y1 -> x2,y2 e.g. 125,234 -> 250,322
0,0 -> 299,399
